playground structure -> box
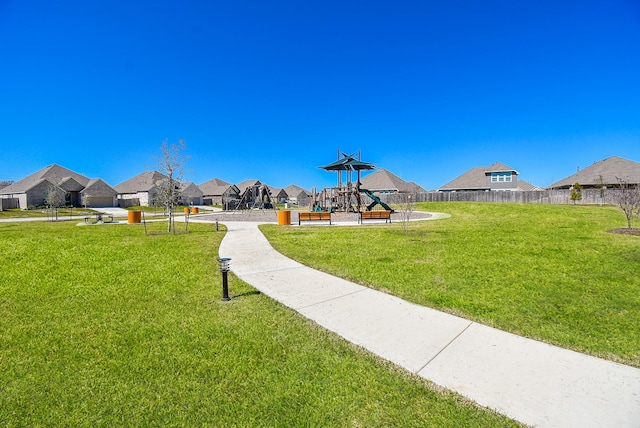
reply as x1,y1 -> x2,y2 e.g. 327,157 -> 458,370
234,183 -> 277,211
313,150 -> 394,213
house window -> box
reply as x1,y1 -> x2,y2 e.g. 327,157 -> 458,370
491,172 -> 512,183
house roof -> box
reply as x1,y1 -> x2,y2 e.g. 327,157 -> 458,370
198,178 -> 231,196
180,182 -> 204,197
548,156 -> 640,189
283,184 -> 310,197
1,164 -> 90,194
235,179 -> 262,193
360,169 -> 425,193
114,171 -> 167,194
517,180 -> 543,191
82,178 -> 118,195
439,162 -> 519,191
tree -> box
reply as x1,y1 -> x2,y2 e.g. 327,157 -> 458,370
154,139 -> 190,233
397,192 -> 417,232
594,175 -> 607,206
609,177 -> 640,229
570,182 -> 582,204
44,185 -> 67,221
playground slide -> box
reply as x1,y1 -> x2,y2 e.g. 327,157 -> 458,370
360,188 -> 394,212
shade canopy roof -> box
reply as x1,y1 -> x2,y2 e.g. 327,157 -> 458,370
319,153 -> 375,171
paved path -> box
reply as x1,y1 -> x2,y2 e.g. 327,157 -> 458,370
218,220 -> 640,428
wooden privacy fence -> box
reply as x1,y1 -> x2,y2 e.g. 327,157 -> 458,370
376,189 -> 614,205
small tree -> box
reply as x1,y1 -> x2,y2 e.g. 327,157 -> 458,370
154,139 -> 190,233
570,182 -> 582,204
594,175 -> 607,206
397,192 -> 417,232
609,177 -> 640,229
44,185 -> 67,221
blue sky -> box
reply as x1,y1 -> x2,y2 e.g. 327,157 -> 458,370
1,1 -> 639,190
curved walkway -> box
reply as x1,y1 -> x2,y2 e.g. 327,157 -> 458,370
217,217 -> 640,428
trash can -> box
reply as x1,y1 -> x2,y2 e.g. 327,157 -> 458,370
184,207 -> 190,214
192,207 -> 199,214
277,210 -> 291,225
128,210 -> 141,224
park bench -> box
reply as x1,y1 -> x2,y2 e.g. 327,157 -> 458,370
298,211 -> 332,225
359,210 -> 392,224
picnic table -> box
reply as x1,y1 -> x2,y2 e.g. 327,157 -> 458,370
84,212 -> 114,224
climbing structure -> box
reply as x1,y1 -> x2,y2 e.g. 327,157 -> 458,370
315,150 -> 393,213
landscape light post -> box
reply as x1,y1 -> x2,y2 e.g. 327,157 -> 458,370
218,257 -> 231,301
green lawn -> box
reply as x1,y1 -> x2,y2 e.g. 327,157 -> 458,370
0,220 -> 518,427
261,202 -> 640,367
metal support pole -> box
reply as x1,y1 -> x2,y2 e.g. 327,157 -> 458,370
221,270 -> 230,301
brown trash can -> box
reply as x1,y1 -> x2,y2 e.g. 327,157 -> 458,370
184,207 -> 190,214
192,207 -> 199,214
128,210 -> 141,224
277,210 -> 291,225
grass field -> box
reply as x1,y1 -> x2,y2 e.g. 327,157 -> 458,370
0,220 -> 518,426
261,202 -> 640,367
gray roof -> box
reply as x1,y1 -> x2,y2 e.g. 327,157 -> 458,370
548,156 -> 640,189
198,178 -> 231,196
517,180 -> 543,191
114,171 -> 167,194
1,164 -> 90,194
439,162 -> 519,191
360,169 -> 425,193
283,184 -> 310,197
82,178 -> 118,196
235,179 -> 262,193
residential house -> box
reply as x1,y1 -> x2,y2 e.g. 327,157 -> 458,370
81,179 -> 118,207
548,156 -> 640,189
439,162 -> 530,192
283,184 -> 311,206
199,178 -> 238,205
179,182 -> 204,205
269,187 -> 288,204
114,170 -> 167,207
360,169 -> 425,194
0,164 -> 116,209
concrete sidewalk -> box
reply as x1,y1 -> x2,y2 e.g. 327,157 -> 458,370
218,220 -> 640,428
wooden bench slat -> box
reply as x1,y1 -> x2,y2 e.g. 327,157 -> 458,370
298,211 -> 332,225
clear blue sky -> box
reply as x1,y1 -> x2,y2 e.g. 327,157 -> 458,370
2,1 -> 639,190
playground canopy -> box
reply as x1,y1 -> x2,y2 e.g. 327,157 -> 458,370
319,153 -> 375,172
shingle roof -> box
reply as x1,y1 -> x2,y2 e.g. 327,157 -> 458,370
548,156 -> 640,189
114,171 -> 167,194
439,163 -> 519,191
517,180 -> 543,191
198,178 -> 231,196
235,179 -> 261,193
283,184 -> 310,196
360,169 -> 424,192
0,164 -> 90,194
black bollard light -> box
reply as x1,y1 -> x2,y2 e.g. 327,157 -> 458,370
218,257 -> 231,301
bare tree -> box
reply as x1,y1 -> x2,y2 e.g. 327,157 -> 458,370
44,185 -> 67,221
154,139 -> 190,233
397,192 -> 417,232
594,175 -> 607,206
609,177 -> 640,229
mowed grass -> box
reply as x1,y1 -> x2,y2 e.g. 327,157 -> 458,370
261,202 -> 640,367
0,220 -> 519,427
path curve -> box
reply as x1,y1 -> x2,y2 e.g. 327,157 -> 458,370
215,215 -> 639,427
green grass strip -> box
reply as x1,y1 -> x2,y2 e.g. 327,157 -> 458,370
0,221 -> 518,426
261,202 -> 640,367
